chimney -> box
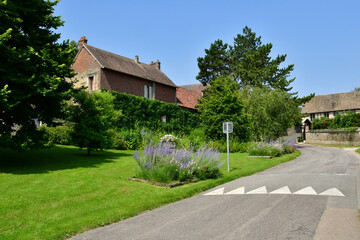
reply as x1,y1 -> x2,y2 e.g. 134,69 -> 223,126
150,60 -> 160,70
135,55 -> 139,63
78,36 -> 88,49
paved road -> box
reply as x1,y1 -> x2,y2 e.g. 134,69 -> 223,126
70,144 -> 360,240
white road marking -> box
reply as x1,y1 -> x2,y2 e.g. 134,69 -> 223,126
225,187 -> 245,195
245,186 -> 267,194
269,186 -> 291,194
204,187 -> 224,195
319,188 -> 345,197
293,186 -> 317,195
204,186 -> 345,197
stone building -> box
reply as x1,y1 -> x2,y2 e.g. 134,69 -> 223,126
301,91 -> 360,120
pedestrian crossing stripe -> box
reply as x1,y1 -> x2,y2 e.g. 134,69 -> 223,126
203,186 -> 345,196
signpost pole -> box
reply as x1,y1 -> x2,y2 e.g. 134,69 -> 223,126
227,125 -> 230,172
223,121 -> 232,172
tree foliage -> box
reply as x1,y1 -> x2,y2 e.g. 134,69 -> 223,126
197,76 -> 249,141
69,91 -> 122,155
240,87 -> 299,141
0,0 -> 77,149
197,26 -> 295,93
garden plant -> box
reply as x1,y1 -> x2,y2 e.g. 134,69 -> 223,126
133,143 -> 223,183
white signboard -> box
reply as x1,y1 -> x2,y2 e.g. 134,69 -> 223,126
223,122 -> 233,133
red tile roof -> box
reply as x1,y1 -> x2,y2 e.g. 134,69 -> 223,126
176,87 -> 203,110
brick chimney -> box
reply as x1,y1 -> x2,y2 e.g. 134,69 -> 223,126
78,36 -> 88,49
135,55 -> 139,63
150,60 -> 160,70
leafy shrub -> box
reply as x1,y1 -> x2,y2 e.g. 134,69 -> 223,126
210,140 -> 250,153
197,76 -> 250,141
312,113 -> 360,130
39,125 -> 73,146
248,142 -> 283,157
69,91 -> 122,154
133,143 -> 223,183
177,128 -> 207,150
312,117 -> 332,130
283,144 -> 295,154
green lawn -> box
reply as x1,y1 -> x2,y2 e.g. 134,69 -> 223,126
0,145 -> 300,240
356,148 -> 360,154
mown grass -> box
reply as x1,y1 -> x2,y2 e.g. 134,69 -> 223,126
0,145 -> 300,240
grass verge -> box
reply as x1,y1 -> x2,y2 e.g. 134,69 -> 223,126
0,145 -> 300,240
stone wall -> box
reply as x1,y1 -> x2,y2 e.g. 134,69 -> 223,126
306,129 -> 360,146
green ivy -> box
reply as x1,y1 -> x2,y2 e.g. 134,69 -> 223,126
106,90 -> 200,134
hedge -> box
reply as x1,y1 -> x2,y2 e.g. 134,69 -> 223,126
106,90 -> 200,134
311,112 -> 360,130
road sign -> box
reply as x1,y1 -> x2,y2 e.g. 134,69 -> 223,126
223,122 -> 233,133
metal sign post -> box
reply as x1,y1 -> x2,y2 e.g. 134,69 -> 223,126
223,122 -> 233,172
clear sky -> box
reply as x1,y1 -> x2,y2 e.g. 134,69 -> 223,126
54,0 -> 360,97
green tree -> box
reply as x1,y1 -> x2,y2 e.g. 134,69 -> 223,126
197,26 -> 295,93
197,76 -> 249,141
240,87 -> 298,141
353,87 -> 360,92
0,0 -> 77,149
69,91 -> 122,155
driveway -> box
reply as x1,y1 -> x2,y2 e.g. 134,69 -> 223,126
69,144 -> 360,240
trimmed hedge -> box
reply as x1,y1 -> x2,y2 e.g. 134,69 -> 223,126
311,112 -> 360,130
107,90 -> 200,134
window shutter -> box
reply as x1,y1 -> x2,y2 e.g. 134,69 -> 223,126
144,85 -> 148,98
149,86 -> 153,99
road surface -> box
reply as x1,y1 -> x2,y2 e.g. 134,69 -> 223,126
70,144 -> 360,240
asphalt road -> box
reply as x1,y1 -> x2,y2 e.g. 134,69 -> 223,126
70,143 -> 360,240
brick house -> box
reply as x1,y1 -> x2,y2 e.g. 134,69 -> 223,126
301,91 -> 360,120
71,37 -> 177,103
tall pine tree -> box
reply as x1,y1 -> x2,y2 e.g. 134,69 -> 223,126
197,26 -> 295,93
0,0 -> 77,149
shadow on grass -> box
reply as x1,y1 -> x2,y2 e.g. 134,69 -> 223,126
0,145 -> 132,174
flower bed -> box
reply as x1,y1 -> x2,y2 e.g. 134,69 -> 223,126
133,143 -> 223,184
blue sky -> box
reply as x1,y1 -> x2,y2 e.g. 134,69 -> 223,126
54,0 -> 360,97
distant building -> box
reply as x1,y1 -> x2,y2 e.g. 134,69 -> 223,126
301,91 -> 360,120
71,37 -> 177,103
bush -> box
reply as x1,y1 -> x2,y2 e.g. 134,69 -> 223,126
39,125 -> 73,146
312,113 -> 360,130
283,144 -> 295,154
177,128 -> 207,150
210,140 -> 250,153
248,142 -> 283,157
133,143 -> 223,183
